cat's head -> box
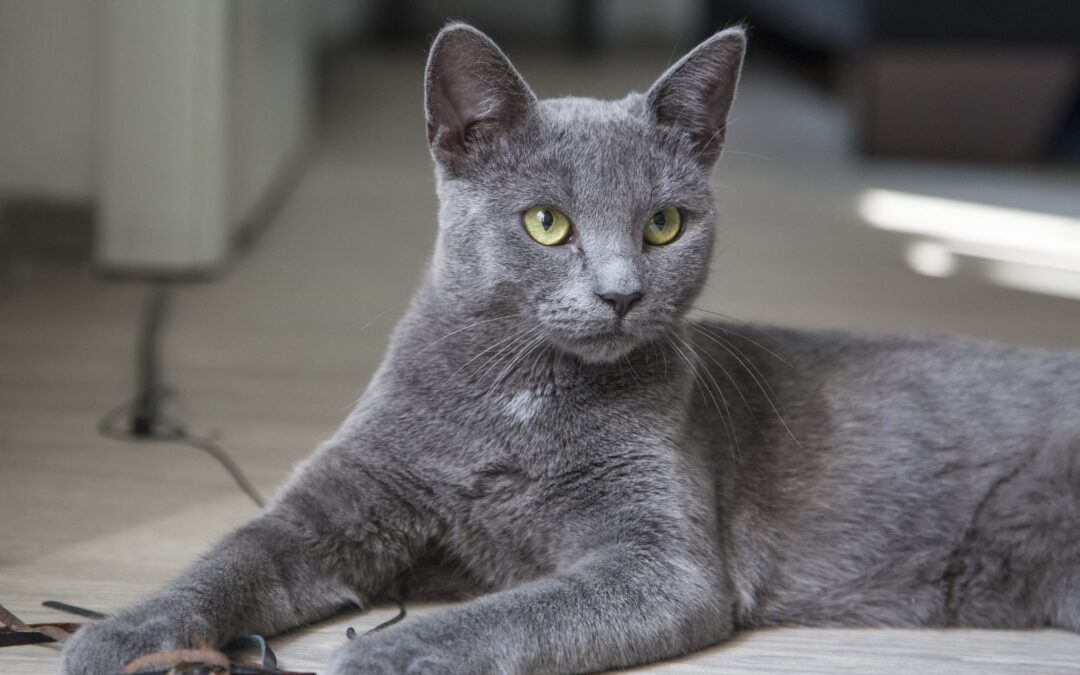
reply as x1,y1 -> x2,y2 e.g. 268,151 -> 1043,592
424,23 -> 745,363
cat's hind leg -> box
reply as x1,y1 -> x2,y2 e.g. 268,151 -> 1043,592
946,426 -> 1080,630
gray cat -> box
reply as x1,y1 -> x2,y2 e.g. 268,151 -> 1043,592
62,23 -> 1080,674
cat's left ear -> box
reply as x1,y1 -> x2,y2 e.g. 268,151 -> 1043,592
646,27 -> 747,166
425,23 -> 537,171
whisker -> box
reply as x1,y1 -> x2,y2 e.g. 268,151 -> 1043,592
691,323 -> 801,447
623,355 -> 642,385
526,340 -> 551,382
667,336 -> 737,460
472,326 -> 541,385
484,329 -> 542,384
448,324 -> 533,383
689,307 -> 792,367
502,334 -> 546,385
683,324 -> 760,433
693,322 -> 781,403
673,333 -> 741,463
665,337 -> 703,407
721,149 -> 773,162
412,313 -> 521,359
482,333 -> 547,405
358,308 -> 391,333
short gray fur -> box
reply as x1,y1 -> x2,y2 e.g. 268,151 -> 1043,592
62,23 -> 1080,674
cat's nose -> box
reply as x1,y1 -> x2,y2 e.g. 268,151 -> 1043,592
597,291 -> 643,319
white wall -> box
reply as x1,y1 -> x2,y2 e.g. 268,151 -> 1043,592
97,0 -> 231,272
229,0 -> 312,230
0,0 -> 96,199
1,0 -> 315,273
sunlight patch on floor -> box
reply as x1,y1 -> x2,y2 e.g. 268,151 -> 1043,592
859,188 -> 1080,300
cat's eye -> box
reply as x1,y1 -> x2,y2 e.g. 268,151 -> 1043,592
643,207 -> 682,246
523,206 -> 572,246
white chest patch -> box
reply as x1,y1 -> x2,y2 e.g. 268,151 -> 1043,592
503,389 -> 546,422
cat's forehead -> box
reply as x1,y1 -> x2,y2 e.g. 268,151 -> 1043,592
499,94 -> 701,201
535,94 -> 653,150
539,94 -> 645,123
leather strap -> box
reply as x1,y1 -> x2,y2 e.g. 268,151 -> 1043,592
123,647 -> 231,674
0,602 -> 75,644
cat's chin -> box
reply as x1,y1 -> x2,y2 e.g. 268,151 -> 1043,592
556,332 -> 641,364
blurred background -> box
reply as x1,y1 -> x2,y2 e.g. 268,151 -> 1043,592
2,0 -> 1080,573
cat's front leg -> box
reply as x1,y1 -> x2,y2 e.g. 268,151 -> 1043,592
328,546 -> 732,674
61,445 -> 433,674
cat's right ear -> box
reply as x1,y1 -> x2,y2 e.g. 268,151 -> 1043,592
425,23 -> 537,171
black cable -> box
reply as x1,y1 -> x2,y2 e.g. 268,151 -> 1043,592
97,284 -> 267,508
131,285 -> 169,437
41,601 -> 109,620
98,401 -> 267,508
344,599 -> 408,640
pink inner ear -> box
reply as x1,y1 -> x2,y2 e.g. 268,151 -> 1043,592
425,26 -> 537,161
645,31 -> 745,163
443,68 -> 490,128
702,78 -> 734,132
428,70 -> 480,147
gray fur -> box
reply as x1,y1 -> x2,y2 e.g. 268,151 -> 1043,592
62,23 -> 1080,674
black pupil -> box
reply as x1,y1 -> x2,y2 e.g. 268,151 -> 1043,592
540,210 -> 554,231
653,211 -> 666,229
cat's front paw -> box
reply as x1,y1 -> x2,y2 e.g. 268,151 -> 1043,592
328,631 -> 458,675
59,615 -> 196,675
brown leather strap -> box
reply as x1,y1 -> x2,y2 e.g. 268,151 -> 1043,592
0,601 -> 73,644
0,602 -> 31,632
123,647 -> 231,674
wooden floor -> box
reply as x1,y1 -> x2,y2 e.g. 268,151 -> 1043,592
2,49 -> 1080,673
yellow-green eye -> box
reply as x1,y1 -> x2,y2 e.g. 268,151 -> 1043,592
643,207 -> 682,246
523,206 -> 572,246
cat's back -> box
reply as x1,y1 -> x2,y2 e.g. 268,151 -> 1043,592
698,321 -> 1080,626
696,321 -> 1080,481
695,320 -> 1080,421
